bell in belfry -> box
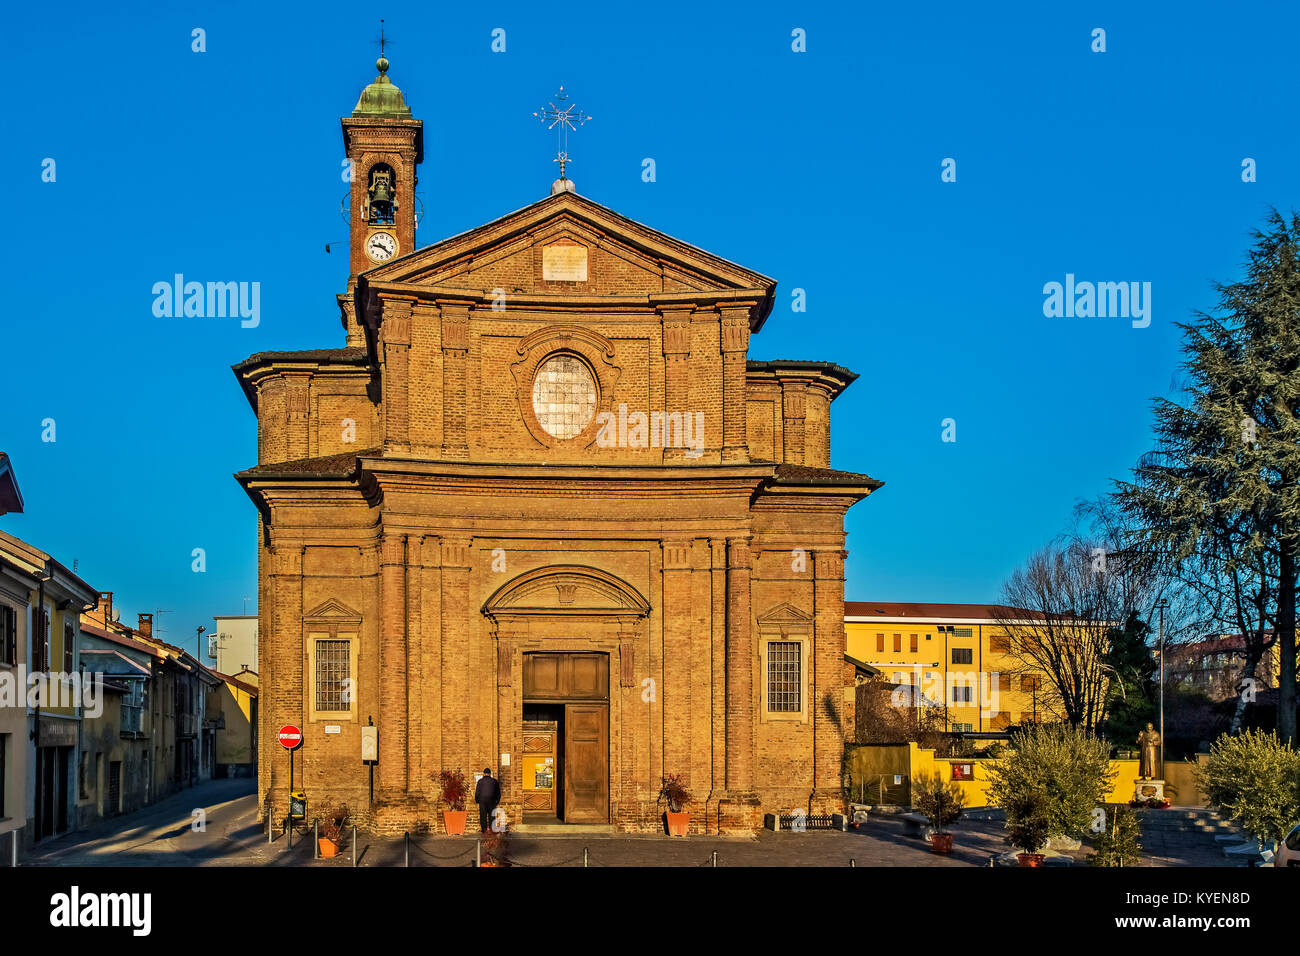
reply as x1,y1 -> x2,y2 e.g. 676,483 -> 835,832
367,167 -> 396,224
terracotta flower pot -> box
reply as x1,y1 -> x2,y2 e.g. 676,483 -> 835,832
1017,852 -> 1045,867
930,832 -> 953,854
443,810 -> 467,835
665,811 -> 690,836
318,837 -> 338,858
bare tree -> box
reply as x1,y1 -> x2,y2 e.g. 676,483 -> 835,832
992,541 -> 1142,735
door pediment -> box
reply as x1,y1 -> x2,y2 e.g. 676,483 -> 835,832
482,565 -> 649,620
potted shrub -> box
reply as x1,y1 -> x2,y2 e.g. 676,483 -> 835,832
437,769 -> 468,835
1194,728 -> 1300,854
912,773 -> 965,853
659,774 -> 692,836
318,804 -> 349,858
986,724 -> 1117,865
479,827 -> 511,867
1005,791 -> 1052,866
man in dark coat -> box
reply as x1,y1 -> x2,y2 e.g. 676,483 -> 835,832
475,767 -> 501,832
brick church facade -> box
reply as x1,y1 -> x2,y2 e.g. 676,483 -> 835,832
233,58 -> 880,833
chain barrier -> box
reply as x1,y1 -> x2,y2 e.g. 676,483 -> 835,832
339,832 -> 731,868
406,838 -> 479,862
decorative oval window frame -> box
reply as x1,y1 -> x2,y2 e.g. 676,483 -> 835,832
510,326 -> 621,449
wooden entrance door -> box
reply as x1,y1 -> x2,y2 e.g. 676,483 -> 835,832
563,703 -> 608,823
521,721 -> 558,816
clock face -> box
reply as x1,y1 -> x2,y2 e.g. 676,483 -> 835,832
366,231 -> 397,262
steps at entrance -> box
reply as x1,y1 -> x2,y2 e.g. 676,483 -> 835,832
512,823 -> 618,836
1136,807 -> 1243,838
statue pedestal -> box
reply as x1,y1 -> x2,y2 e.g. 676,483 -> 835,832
1134,779 -> 1166,802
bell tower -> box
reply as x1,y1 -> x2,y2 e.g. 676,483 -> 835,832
339,54 -> 423,346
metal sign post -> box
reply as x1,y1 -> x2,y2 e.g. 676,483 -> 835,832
278,725 -> 304,837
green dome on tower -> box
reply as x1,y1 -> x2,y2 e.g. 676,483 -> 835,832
352,56 -> 412,118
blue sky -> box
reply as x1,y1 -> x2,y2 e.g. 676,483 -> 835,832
2,1 -> 1297,657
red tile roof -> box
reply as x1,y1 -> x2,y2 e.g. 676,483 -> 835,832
845,601 -> 1037,620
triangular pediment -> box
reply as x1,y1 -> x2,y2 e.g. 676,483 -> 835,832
303,598 -> 363,623
757,603 -> 814,626
360,190 -> 775,302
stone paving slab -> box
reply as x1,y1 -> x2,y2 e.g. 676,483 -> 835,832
21,784 -> 1239,867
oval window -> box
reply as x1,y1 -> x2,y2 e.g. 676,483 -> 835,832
531,353 -> 597,439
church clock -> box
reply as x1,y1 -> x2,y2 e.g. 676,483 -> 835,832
366,231 -> 397,262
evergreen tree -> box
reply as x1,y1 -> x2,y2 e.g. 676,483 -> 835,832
1115,209 -> 1300,743
1102,611 -> 1157,744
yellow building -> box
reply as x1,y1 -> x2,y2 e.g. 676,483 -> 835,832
845,602 -> 1049,733
207,670 -> 258,778
845,742 -> 1142,809
0,527 -> 98,850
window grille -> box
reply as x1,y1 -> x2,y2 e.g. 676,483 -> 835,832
0,606 -> 15,665
767,641 -> 802,713
316,640 -> 351,711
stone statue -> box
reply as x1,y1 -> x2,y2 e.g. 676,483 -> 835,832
1137,722 -> 1161,778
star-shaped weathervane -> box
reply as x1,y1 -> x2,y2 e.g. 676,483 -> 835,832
533,86 -> 592,180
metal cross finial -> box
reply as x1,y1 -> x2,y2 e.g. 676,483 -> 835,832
533,86 -> 592,180
378,19 -> 387,56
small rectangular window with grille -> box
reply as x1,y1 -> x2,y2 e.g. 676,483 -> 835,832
766,641 -> 801,713
316,639 -> 351,711
35,608 -> 49,673
0,605 -> 15,666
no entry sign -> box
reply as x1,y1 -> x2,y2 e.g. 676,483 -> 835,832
277,725 -> 303,750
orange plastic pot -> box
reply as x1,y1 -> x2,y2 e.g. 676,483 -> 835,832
931,832 -> 953,854
1017,852 -> 1045,867
665,811 -> 690,836
318,837 -> 338,858
443,810 -> 467,835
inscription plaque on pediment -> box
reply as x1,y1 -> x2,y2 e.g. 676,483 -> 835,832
542,242 -> 588,281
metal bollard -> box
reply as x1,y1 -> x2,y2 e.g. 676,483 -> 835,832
711,849 -> 717,868
405,832 -> 409,867
583,847 -> 588,868
314,820 -> 319,860
11,830 -> 17,867
352,826 -> 357,868
476,839 -> 481,868
849,858 -> 856,867
267,812 -> 272,845
287,815 -> 292,851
